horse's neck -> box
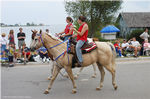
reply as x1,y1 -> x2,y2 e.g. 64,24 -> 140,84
44,35 -> 67,59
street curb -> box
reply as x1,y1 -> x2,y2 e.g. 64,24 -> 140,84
116,57 -> 150,62
2,57 -> 150,66
24,57 -> 150,65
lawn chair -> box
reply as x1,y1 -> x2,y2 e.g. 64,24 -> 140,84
143,46 -> 150,56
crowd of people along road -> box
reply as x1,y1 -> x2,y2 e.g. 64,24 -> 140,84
114,28 -> 150,58
0,28 -> 50,67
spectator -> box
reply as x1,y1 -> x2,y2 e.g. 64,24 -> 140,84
114,40 -> 123,57
8,30 -> 15,45
8,44 -> 16,67
0,33 -> 7,58
143,39 -> 150,53
17,28 -> 26,55
129,37 -> 141,57
126,39 -> 134,52
140,28 -> 149,40
8,29 -> 16,54
22,43 -> 31,62
121,39 -> 129,56
46,29 -> 49,34
37,46 -> 49,63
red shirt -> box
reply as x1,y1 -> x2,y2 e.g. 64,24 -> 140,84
9,34 -> 15,44
77,23 -> 88,41
65,23 -> 73,35
114,43 -> 120,49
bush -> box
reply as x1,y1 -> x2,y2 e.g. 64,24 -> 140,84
93,31 -> 109,42
127,29 -> 144,43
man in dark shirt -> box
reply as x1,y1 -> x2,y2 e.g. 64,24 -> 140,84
17,28 -> 26,55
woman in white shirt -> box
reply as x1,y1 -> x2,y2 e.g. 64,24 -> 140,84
140,28 -> 149,40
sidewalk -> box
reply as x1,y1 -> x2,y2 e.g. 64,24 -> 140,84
22,56 -> 150,65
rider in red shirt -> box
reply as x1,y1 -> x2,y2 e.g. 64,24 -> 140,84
56,17 -> 74,41
73,16 -> 88,66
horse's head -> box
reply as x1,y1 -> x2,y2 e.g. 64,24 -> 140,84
31,29 -> 38,40
30,30 -> 43,51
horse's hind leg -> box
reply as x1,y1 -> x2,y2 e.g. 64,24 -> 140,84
65,67 -> 77,94
96,62 -> 105,90
104,65 -> 118,90
74,67 -> 84,79
44,65 -> 61,94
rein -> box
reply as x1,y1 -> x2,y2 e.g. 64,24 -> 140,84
37,33 -> 45,47
37,33 -> 69,62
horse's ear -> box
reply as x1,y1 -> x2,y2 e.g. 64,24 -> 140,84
39,30 -> 42,34
31,30 -> 34,33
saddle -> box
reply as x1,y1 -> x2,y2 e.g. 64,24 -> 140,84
69,37 -> 97,54
68,37 -> 97,68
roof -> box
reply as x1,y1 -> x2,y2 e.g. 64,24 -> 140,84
100,25 -> 120,33
118,12 -> 150,28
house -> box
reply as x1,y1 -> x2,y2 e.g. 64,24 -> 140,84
101,32 -> 116,40
116,12 -> 150,38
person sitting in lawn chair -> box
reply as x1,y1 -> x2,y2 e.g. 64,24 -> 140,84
37,46 -> 50,63
22,43 -> 32,64
121,39 -> 129,56
143,39 -> 150,56
114,39 -> 124,57
129,37 -> 141,57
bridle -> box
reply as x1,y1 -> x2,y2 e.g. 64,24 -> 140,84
36,32 -> 70,63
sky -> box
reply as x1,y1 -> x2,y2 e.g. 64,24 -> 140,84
0,0 -> 150,25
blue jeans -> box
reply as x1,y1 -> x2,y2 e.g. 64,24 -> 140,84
76,40 -> 85,62
64,35 -> 72,41
115,48 -> 122,57
1,44 -> 6,52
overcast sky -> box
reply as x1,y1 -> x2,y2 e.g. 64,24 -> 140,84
1,0 -> 150,25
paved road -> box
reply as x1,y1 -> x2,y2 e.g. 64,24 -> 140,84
1,60 -> 150,99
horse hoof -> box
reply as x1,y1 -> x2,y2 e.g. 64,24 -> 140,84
72,89 -> 77,94
96,87 -> 101,91
91,75 -> 96,78
44,90 -> 49,94
114,86 -> 118,90
74,76 -> 78,80
47,77 -> 51,80
64,75 -> 69,78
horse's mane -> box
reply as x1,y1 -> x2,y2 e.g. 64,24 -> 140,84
45,33 -> 63,42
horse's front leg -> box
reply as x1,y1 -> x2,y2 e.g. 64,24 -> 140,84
47,61 -> 54,80
65,66 -> 77,94
44,65 -> 61,94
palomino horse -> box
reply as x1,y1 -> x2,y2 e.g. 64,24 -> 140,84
30,32 -> 117,94
31,30 -> 97,79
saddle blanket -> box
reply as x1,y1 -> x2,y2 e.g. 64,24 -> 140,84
82,42 -> 97,53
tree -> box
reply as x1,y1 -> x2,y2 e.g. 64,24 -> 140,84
14,24 -> 19,26
65,0 -> 122,37
26,23 -> 30,26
